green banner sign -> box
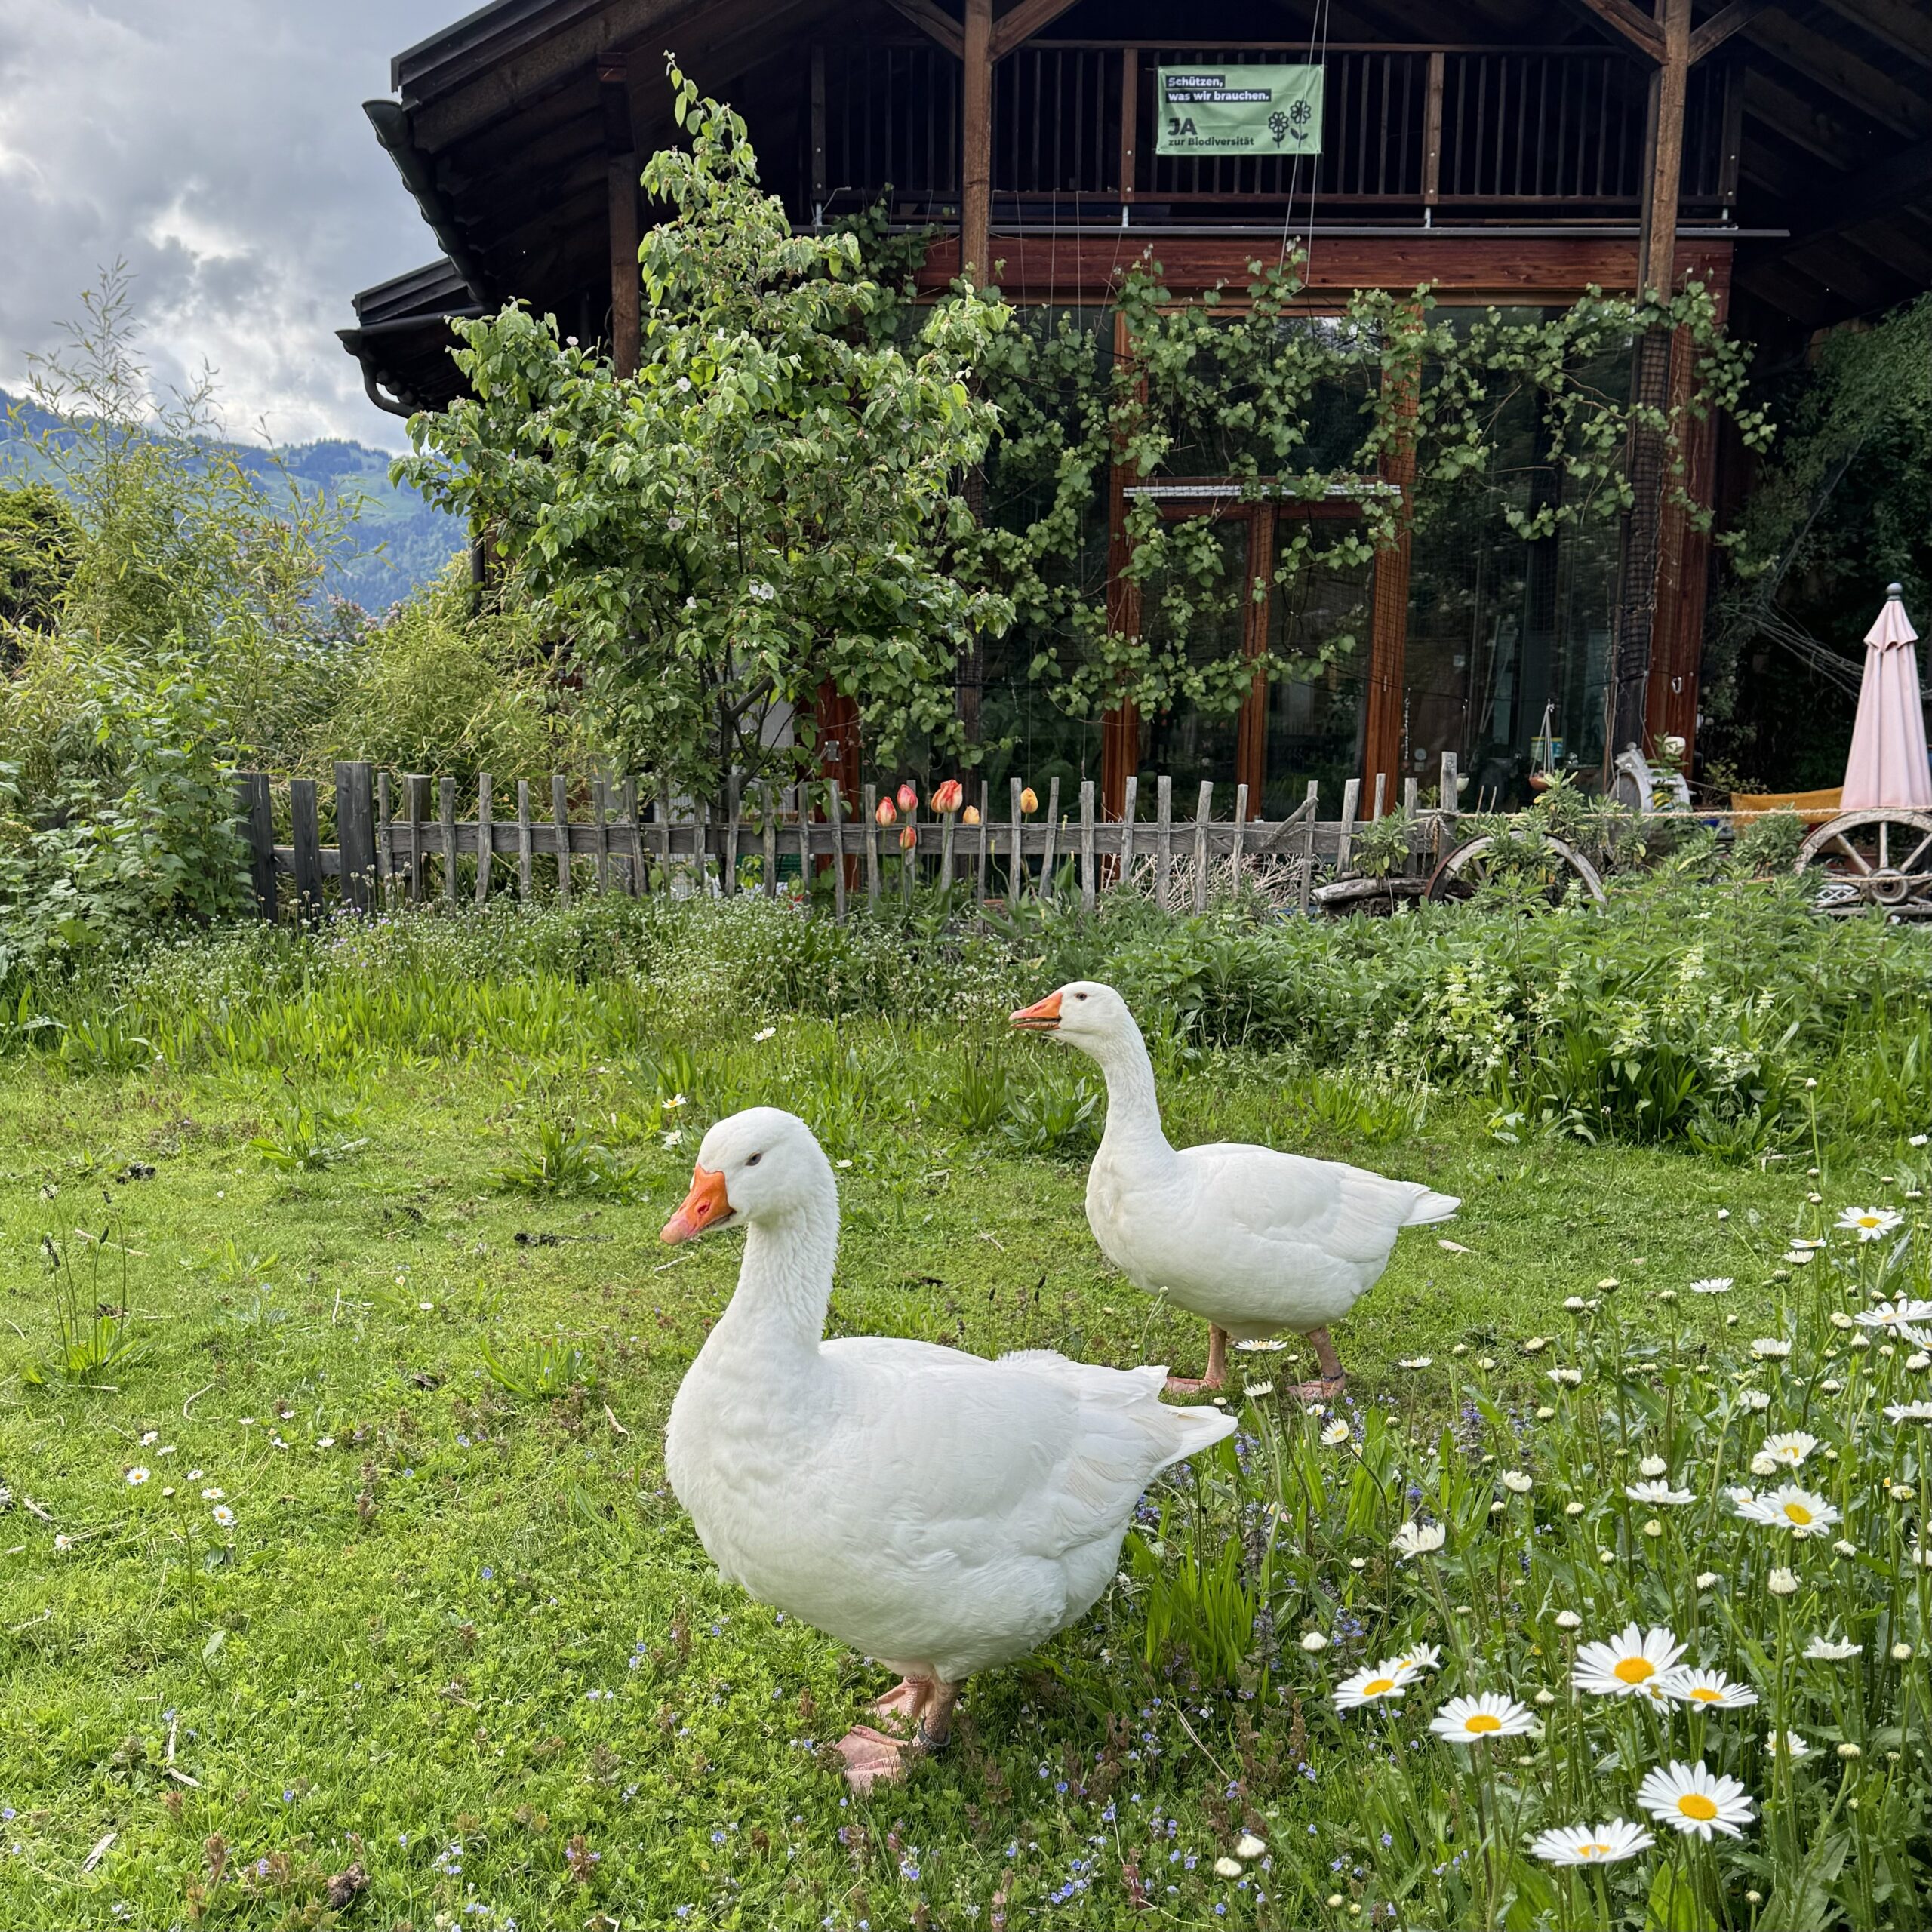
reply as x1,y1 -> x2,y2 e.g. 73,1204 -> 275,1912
1155,65 -> 1324,158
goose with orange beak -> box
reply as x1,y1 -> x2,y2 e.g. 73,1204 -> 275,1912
660,1105 -> 1235,1794
1011,981 -> 1458,1397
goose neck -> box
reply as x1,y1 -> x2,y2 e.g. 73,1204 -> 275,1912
710,1189 -> 839,1359
1092,1029 -> 1168,1153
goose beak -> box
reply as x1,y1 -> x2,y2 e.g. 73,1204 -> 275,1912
1010,990 -> 1063,1032
662,1164 -> 734,1244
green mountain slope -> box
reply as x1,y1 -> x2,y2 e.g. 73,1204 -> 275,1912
0,391 -> 463,613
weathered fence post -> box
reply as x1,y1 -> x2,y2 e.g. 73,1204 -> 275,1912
1230,782 -> 1247,890
475,773 -> 494,905
761,780 -> 778,898
405,774 -> 431,905
1192,780 -> 1213,913
1337,777 -> 1360,875
862,783 -> 880,906
334,761 -> 375,917
623,777 -> 644,897
1372,771 -> 1387,820
439,777 -> 459,909
793,779 -> 811,898
1155,774 -> 1173,912
376,771 -> 394,910
828,781 -> 848,922
551,774 -> 572,904
592,776 -> 611,894
1040,776 -> 1061,895
1298,780 -> 1318,915
1438,751 -> 1459,860
516,780 -> 533,901
1078,779 -> 1095,912
938,795 -> 956,894
290,778 -> 325,924
975,781 -> 991,902
655,775 -> 672,887
1120,775 -> 1138,893
722,777 -> 741,898
237,772 -> 276,920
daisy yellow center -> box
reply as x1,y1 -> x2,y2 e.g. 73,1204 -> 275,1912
1784,1503 -> 1814,1525
1614,1657 -> 1655,1684
1579,1844 -> 1608,1859
1677,1794 -> 1718,1822
1364,1678 -> 1395,1696
1463,1713 -> 1502,1734
1690,1687 -> 1722,1703
1857,1216 -> 1880,1228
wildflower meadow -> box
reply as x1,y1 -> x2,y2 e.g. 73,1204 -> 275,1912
0,884 -> 1927,1928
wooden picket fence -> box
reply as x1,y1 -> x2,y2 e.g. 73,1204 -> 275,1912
235,758 -> 1468,924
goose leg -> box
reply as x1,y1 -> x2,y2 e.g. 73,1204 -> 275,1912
869,1676 -> 932,1734
1287,1326 -> 1346,1401
910,1683 -> 959,1757
1164,1324 -> 1232,1396
837,1680 -> 953,1794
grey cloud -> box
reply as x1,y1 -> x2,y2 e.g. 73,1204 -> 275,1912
0,0 -> 460,451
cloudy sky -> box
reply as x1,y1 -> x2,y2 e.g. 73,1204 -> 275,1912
0,0 -> 463,453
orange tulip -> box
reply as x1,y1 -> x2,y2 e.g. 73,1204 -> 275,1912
961,804 -> 981,826
874,796 -> 897,827
896,781 -> 919,814
933,779 -> 964,814
898,826 -> 917,851
1019,786 -> 1039,815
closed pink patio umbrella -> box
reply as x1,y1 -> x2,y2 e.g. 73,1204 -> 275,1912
1841,583 -> 1932,811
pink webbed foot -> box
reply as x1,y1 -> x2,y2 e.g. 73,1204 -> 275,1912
868,1677 -> 931,1734
835,1724 -> 910,1794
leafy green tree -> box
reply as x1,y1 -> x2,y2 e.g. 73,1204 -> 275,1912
0,483 -> 78,640
395,66 -> 1011,795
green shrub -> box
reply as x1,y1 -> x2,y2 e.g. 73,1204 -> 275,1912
1732,808 -> 1806,875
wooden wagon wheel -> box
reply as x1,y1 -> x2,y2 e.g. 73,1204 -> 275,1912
1425,832 -> 1607,909
1794,809 -> 1932,918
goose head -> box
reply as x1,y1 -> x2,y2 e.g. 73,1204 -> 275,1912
1010,980 -> 1137,1057
660,1106 -> 830,1244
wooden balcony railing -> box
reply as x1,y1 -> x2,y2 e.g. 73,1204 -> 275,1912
809,40 -> 1735,222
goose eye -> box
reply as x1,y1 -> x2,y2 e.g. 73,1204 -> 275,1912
1075,992 -> 1088,1001
746,1152 -> 762,1168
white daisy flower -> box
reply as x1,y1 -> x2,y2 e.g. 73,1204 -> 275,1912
211,1504 -> 236,1529
1244,1381 -> 1275,1399
1547,1367 -> 1583,1386
1389,1641 -> 1443,1674
1638,1456 -> 1668,1478
1760,1431 -> 1818,1467
1857,1298 -> 1932,1331
1389,1521 -> 1445,1559
1528,1820 -> 1654,1866
1767,1567 -> 1800,1596
201,1487 -> 224,1501
1429,1693 -> 1538,1742
140,1431 -> 158,1446
1750,1339 -> 1792,1360
1734,1485 -> 1841,1537
1764,1728 -> 1810,1758
1738,1389 -> 1772,1411
1501,1470 -> 1533,1494
1636,1761 -> 1755,1841
1234,1833 -> 1266,1860
1695,1571 -> 1720,1589
1396,1355 -> 1432,1369
1212,1856 -> 1242,1878
1553,1611 -> 1583,1631
1299,1631 -> 1329,1653
1803,1635 -> 1860,1661
1320,1420 -> 1350,1446
1883,1401 -> 1932,1423
1749,1452 -> 1780,1477
1235,1338 -> 1288,1352
1838,1206 -> 1903,1242
54,1533 -> 75,1552
1688,1278 -> 1734,1295
1334,1663 -> 1417,1712
125,1467 -> 150,1487
752,1026 -> 777,1043
1573,1623 -> 1686,1697
1660,1667 -> 1758,1709
1626,1481 -> 1696,1506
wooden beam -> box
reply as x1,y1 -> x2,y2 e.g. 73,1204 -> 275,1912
1818,0 -> 1932,73
1688,0 -> 1770,64
961,0 -> 992,285
990,0 -> 1083,61
1745,14 -> 1932,139
1102,309 -> 1145,826
882,0 -> 964,60
1639,0 -> 1693,298
1762,130 -> 1932,254
1235,506 -> 1275,811
600,53 -> 641,380
1567,0 -> 1664,60
1361,332 -> 1418,797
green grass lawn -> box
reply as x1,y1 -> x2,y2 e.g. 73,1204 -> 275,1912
0,1004 -> 1840,1932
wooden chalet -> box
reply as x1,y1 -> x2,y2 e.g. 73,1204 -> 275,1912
342,0 -> 1932,816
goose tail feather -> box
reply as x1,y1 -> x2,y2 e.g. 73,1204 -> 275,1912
1405,1188 -> 1461,1226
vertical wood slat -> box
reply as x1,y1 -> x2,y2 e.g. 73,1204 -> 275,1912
1230,782 -> 1247,888
656,774 -> 673,887
1192,780 -> 1213,914
475,773 -> 494,905
1119,774 -> 1137,894
406,775 -> 430,904
1009,778 -> 1025,900
1298,779 -> 1318,915
900,798 -> 915,907
552,774 -> 572,905
1337,777 -> 1361,875
1155,774 -> 1172,912
377,771 -> 393,910
829,781 -> 848,922
439,777 -> 459,909
975,782 -> 990,903
1438,751 -> 1460,861
1403,777 -> 1419,874
334,761 -> 375,918
862,783 -> 881,906
290,778 -> 325,924
1040,776 -> 1061,894
794,780 -> 811,902
1078,780 -> 1095,912
1423,49 -> 1444,205
939,802 -> 955,894
238,772 -> 276,919
620,778 -> 641,897
517,780 -> 534,901
1372,771 -> 1387,820
761,781 -> 778,898
723,777 -> 741,899
593,777 -> 611,893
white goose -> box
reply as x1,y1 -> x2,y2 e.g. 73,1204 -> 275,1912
1011,983 -> 1458,1396
661,1106 -> 1235,1792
